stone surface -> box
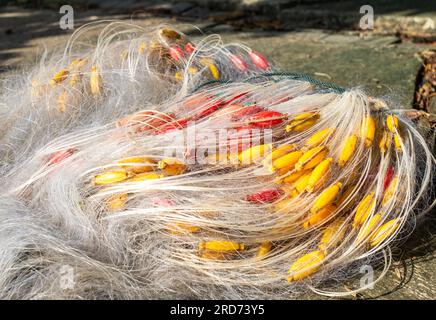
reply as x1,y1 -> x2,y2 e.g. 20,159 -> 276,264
212,31 -> 423,106
0,3 -> 434,299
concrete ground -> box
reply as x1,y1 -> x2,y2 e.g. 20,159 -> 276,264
0,1 -> 435,299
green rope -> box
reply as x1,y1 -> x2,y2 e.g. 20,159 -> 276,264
194,79 -> 229,92
246,72 -> 347,94
193,72 -> 347,94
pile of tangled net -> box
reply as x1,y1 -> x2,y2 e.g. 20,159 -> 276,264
0,22 -> 434,299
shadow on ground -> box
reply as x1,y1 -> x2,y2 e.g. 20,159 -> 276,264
1,0 -> 435,68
